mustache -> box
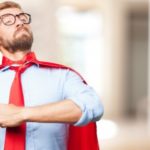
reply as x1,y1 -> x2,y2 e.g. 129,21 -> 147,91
14,26 -> 30,37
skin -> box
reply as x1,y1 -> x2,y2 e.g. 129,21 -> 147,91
0,8 -> 82,128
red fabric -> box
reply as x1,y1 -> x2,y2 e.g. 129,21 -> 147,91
1,52 -> 100,150
4,64 -> 32,150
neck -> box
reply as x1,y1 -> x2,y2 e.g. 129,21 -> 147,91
0,47 -> 31,61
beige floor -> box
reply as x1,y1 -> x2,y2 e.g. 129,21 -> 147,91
97,119 -> 150,150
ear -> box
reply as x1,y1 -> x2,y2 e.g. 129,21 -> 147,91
0,37 -> 3,49
0,37 -> 2,44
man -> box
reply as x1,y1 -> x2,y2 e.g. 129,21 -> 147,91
0,1 -> 104,150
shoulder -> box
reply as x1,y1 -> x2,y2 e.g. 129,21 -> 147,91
36,60 -> 75,72
33,60 -> 86,83
35,60 -> 86,84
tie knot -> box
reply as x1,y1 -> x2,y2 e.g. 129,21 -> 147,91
10,62 -> 33,74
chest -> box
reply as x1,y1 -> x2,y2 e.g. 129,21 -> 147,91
0,67 -> 65,106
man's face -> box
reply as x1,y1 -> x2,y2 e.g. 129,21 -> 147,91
0,8 -> 33,52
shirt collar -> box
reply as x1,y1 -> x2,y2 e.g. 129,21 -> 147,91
0,52 -> 40,72
0,63 -> 40,72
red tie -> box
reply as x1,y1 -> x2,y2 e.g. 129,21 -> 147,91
3,56 -> 33,150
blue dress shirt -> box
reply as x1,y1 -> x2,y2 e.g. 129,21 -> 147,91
0,64 -> 104,150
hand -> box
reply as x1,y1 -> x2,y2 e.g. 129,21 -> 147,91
0,103 -> 25,128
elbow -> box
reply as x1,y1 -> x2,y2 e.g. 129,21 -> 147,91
93,103 -> 104,121
90,99 -> 104,122
70,95 -> 104,126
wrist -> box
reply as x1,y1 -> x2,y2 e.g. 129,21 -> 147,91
21,107 -> 31,122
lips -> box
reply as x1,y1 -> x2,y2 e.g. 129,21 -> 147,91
17,27 -> 28,33
14,27 -> 30,37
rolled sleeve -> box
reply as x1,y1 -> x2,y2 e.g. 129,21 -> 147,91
63,70 -> 104,126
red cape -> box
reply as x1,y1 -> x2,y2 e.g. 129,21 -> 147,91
33,60 -> 100,150
0,55 -> 100,150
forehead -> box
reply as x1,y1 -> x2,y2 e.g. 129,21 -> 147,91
0,8 -> 24,16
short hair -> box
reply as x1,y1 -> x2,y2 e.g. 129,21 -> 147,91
0,1 -> 21,11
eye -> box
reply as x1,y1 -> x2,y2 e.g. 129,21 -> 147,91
19,13 -> 29,23
2,14 -> 14,25
5,20 -> 12,24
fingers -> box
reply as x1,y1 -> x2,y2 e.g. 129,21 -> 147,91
0,121 -> 6,128
0,117 -> 6,128
1,124 -> 6,128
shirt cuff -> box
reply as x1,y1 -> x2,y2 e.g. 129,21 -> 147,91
68,97 -> 93,126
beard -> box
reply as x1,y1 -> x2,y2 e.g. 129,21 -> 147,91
0,27 -> 33,53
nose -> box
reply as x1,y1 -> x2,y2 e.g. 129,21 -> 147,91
15,16 -> 24,27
